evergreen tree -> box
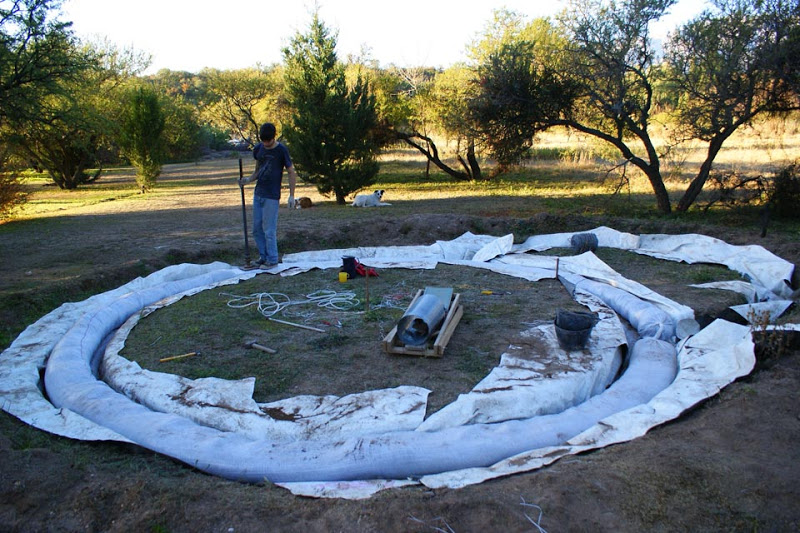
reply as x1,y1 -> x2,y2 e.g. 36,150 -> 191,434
118,86 -> 165,191
282,13 -> 380,204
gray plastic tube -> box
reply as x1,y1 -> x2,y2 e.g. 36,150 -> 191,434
44,269 -> 678,483
575,278 -> 677,341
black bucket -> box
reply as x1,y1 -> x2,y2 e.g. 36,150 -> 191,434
554,310 -> 598,350
341,256 -> 358,279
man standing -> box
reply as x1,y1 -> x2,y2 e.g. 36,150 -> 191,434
239,123 -> 297,268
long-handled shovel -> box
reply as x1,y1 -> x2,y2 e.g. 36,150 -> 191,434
238,158 -> 256,270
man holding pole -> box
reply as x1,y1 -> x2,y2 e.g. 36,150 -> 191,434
239,123 -> 297,268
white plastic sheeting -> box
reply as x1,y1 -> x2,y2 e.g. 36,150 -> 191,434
728,300 -> 794,323
513,226 -> 796,300
103,311 -> 430,442
99,290 -> 431,443
512,225 -> 642,252
418,319 -> 754,491
39,273 -> 673,484
0,227 -> 796,499
566,276 -> 678,340
636,233 -> 796,299
417,290 -> 627,431
691,280 -> 774,303
0,262 -> 255,442
501,251 -> 696,328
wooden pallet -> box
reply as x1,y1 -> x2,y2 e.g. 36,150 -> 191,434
382,290 -> 464,357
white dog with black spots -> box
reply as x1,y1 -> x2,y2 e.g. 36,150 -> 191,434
351,189 -> 387,207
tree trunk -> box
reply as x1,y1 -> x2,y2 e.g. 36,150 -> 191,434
395,131 -> 472,181
555,119 -> 672,214
466,140 -> 482,180
676,136 -> 727,212
615,151 -> 672,213
643,166 -> 671,214
456,139 -> 483,180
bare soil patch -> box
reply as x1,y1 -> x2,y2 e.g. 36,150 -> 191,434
1,161 -> 799,532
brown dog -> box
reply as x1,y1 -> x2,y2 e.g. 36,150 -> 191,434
294,197 -> 313,209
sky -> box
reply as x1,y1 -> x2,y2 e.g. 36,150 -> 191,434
61,0 -> 709,75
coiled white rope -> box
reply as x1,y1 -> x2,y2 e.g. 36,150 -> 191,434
222,290 -> 360,319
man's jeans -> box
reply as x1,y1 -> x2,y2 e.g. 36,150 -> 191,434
252,194 -> 279,264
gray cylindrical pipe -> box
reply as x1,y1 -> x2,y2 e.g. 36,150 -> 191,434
396,294 -> 446,346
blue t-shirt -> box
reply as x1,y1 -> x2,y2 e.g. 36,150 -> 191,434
252,142 -> 292,200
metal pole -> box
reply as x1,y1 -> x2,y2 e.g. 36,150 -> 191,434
238,158 -> 252,267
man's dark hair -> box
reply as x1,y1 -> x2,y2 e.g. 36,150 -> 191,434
259,123 -> 277,141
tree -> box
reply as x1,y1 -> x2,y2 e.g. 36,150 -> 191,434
0,145 -> 26,219
147,69 -> 208,160
8,46 -> 109,190
158,91 -> 205,162
554,0 -> 676,213
7,37 -> 146,189
149,68 -> 205,104
12,107 -> 108,189
666,0 -> 800,211
391,11 -> 527,182
470,39 -> 576,170
281,12 -> 380,204
468,8 -> 549,64
394,11 -> 569,181
117,85 -> 165,191
351,63 -> 406,149
356,59 -> 486,182
472,0 -> 800,214
0,0 -> 96,194
0,0 -> 86,125
371,65 -> 464,179
469,15 -> 574,170
389,65 -> 485,181
472,2 -> 674,210
202,67 -> 281,149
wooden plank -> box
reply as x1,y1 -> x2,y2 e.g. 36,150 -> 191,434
433,295 -> 463,356
381,324 -> 399,353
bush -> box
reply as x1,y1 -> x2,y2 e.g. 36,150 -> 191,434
702,170 -> 768,212
0,171 -> 26,220
0,149 -> 28,220
769,162 -> 800,219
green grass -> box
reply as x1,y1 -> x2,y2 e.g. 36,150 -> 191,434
13,148 -> 798,227
118,265 -> 525,406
